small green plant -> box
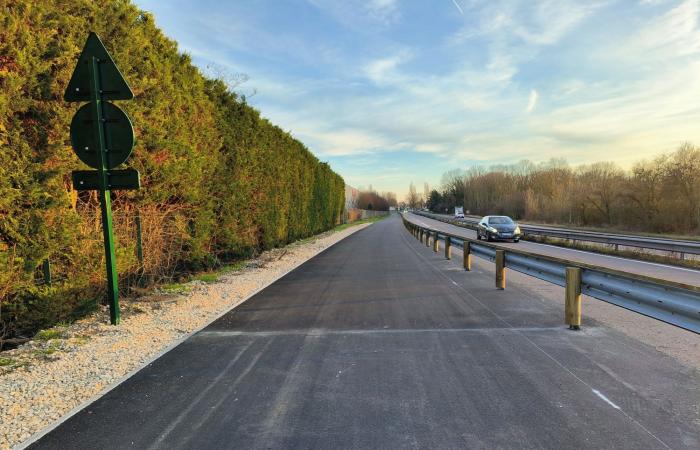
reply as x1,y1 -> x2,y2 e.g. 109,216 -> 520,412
193,273 -> 219,283
35,342 -> 61,356
0,357 -> 17,367
217,261 -> 246,274
35,328 -> 66,341
159,283 -> 192,295
71,336 -> 90,346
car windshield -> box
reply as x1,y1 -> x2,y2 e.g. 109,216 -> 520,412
489,216 -> 514,225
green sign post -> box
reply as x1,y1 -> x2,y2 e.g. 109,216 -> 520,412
65,33 -> 140,324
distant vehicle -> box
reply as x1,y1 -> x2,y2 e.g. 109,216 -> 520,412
477,215 -> 521,242
454,206 -> 465,219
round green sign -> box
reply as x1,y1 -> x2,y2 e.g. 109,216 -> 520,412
70,102 -> 134,169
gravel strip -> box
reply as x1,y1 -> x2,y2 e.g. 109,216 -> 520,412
0,223 -> 370,450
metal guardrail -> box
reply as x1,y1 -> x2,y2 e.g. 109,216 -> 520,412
402,215 -> 700,334
415,211 -> 700,257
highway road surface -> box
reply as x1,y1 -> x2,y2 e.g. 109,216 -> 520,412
31,215 -> 699,449
407,212 -> 700,287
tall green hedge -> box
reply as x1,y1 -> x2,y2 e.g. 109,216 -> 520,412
0,0 -> 345,342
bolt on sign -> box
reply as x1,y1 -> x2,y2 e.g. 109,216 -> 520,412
65,32 -> 140,325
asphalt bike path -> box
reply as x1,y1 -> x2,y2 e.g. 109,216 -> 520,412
32,215 -> 699,449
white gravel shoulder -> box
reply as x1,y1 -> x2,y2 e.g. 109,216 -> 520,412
0,222 -> 371,450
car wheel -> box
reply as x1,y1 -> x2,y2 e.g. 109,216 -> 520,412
513,238 -> 519,243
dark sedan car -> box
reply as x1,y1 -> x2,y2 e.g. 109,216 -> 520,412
476,216 -> 521,242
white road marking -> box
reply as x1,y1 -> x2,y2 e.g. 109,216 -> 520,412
592,389 -> 621,410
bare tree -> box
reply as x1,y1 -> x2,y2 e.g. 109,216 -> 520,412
407,182 -> 421,209
204,62 -> 257,99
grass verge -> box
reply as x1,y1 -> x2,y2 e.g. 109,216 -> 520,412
333,214 -> 389,232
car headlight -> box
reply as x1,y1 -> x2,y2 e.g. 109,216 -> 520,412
488,227 -> 498,233
515,226 -> 521,234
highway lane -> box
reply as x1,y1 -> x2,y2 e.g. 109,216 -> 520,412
435,212 -> 700,250
407,212 -> 700,287
31,215 -> 699,449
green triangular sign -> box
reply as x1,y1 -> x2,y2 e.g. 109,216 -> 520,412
64,32 -> 134,102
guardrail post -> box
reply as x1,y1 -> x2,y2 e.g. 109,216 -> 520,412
445,237 -> 451,259
565,267 -> 582,330
426,231 -> 431,247
463,242 -> 472,271
433,232 -> 439,252
495,250 -> 505,289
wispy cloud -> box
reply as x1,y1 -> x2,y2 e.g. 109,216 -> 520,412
364,50 -> 412,85
526,89 -> 539,113
135,0 -> 700,196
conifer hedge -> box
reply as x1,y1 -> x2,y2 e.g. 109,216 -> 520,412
0,0 -> 345,343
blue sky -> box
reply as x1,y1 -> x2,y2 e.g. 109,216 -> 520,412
134,0 -> 700,199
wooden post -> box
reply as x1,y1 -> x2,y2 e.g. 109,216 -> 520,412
463,242 -> 472,271
433,232 -> 439,252
495,249 -> 505,290
445,236 -> 451,259
565,267 -> 582,330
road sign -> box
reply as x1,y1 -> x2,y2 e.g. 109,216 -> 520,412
70,102 -> 134,169
64,32 -> 134,102
67,32 -> 139,325
72,169 -> 140,191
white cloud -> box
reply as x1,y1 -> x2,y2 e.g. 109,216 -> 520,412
366,0 -> 399,23
513,0 -> 602,45
632,0 -> 700,58
363,50 -> 412,84
307,0 -> 400,27
449,0 -> 603,46
526,89 -> 539,113
136,0 -> 700,194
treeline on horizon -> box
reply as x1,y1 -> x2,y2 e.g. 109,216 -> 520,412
0,0 -> 345,344
415,143 -> 700,234
355,190 -> 397,211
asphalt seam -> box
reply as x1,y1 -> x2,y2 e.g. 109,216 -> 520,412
398,225 -> 673,450
194,327 -> 569,337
